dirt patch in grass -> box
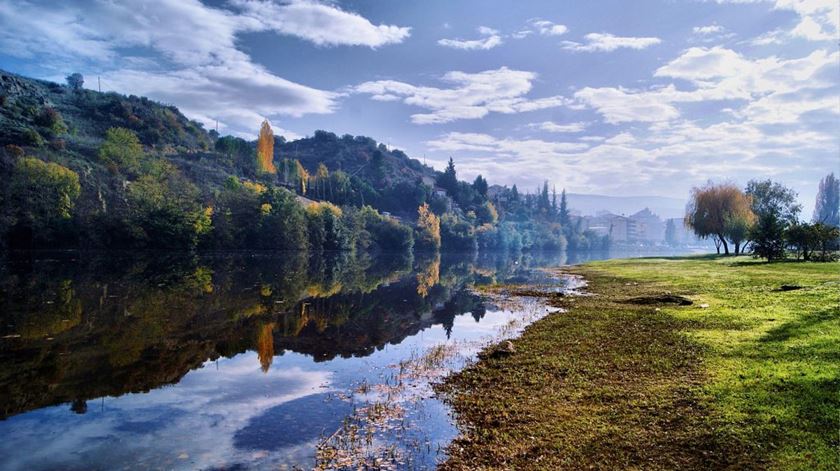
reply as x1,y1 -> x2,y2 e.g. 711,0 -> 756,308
623,294 -> 694,306
437,267 -> 757,470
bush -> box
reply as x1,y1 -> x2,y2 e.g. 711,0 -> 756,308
788,223 -> 840,262
441,213 -> 476,252
360,206 -> 413,253
99,127 -> 143,173
35,107 -> 67,136
22,127 -> 43,147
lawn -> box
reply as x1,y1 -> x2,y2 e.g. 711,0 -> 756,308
439,255 -> 839,470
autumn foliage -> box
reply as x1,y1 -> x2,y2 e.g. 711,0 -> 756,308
685,182 -> 755,255
416,203 -> 441,251
257,119 -> 276,174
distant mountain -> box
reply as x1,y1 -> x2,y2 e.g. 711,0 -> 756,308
566,193 -> 686,219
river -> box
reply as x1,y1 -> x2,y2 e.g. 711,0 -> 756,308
0,248 -> 701,470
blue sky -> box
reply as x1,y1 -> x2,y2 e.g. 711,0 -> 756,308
0,0 -> 837,212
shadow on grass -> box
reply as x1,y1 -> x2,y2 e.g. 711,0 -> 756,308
721,305 -> 840,465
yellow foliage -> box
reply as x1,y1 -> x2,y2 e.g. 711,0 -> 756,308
256,119 -> 276,174
294,160 -> 309,194
242,180 -> 267,194
256,322 -> 276,373
417,254 -> 441,297
416,203 -> 441,250
306,201 -> 343,217
260,203 -> 272,216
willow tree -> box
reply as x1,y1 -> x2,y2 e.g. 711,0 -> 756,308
685,182 -> 755,255
256,120 -> 276,174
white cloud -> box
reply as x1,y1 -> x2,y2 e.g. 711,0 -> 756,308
234,0 -> 411,47
575,87 -> 680,123
438,26 -> 503,50
0,0 -> 410,136
354,67 -> 572,124
530,19 -> 569,36
693,24 -> 725,34
722,0 -> 839,43
561,33 -> 661,52
790,15 -> 834,40
530,121 -> 588,133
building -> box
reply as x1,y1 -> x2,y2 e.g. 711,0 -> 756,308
630,208 -> 665,241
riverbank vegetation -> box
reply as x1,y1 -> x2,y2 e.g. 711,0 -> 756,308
0,70 -> 607,255
440,255 -> 839,469
685,177 -> 839,261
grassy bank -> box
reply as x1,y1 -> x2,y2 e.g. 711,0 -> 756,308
439,255 -> 839,470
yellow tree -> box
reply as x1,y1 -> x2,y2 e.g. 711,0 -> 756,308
416,203 -> 441,251
256,120 -> 276,174
295,160 -> 309,194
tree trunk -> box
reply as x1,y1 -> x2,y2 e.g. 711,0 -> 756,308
718,234 -> 730,255
734,241 -> 741,255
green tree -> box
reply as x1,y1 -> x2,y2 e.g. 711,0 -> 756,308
99,127 -> 144,173
745,179 -> 801,225
558,189 -> 570,226
7,157 -> 80,245
436,157 -> 458,194
473,175 -> 488,198
475,201 -> 498,225
749,213 -> 786,261
126,161 -> 207,248
259,186 -> 307,250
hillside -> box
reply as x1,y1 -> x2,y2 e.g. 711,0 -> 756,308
0,69 -> 435,194
0,69 -> 607,253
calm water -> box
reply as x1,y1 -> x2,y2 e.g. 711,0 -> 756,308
0,248 -> 697,470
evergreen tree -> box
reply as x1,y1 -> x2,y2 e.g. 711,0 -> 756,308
436,157 -> 458,194
665,219 -> 677,246
473,174 -> 488,198
559,189 -> 570,226
813,173 -> 839,227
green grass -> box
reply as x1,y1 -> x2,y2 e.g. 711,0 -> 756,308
439,256 -> 839,470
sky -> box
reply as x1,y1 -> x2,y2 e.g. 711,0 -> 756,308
0,0 -> 837,213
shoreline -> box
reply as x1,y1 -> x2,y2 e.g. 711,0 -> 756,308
436,255 -> 839,470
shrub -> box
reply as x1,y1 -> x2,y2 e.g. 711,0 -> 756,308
99,127 -> 143,173
4,144 -> 24,159
35,107 -> 67,135
22,127 -> 44,147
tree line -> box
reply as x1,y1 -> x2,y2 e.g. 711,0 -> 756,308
685,174 -> 839,261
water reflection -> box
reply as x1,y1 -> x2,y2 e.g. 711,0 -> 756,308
0,248 -> 696,469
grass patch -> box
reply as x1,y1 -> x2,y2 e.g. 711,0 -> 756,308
439,256 -> 839,470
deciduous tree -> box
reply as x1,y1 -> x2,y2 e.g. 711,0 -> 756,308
685,182 -> 755,255
256,120 -> 276,174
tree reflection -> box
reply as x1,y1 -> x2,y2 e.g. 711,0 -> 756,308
256,322 -> 276,373
0,250 -> 571,419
